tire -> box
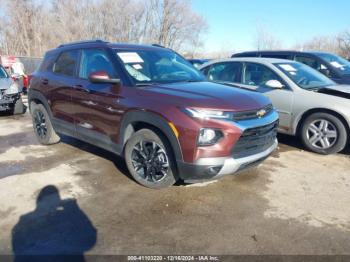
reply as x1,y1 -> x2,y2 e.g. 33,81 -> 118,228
301,112 -> 348,154
12,97 -> 25,115
124,129 -> 178,189
30,102 -> 60,145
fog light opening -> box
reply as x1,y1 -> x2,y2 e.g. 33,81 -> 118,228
206,166 -> 223,176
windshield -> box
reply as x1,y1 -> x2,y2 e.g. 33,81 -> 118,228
0,66 -> 9,78
316,53 -> 350,74
275,62 -> 335,89
115,49 -> 205,85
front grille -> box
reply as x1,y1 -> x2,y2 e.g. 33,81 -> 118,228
232,104 -> 273,121
232,120 -> 278,159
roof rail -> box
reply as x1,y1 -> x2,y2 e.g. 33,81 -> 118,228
57,39 -> 108,48
152,44 -> 166,48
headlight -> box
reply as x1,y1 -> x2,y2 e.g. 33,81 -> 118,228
4,83 -> 19,95
183,108 -> 233,120
198,128 -> 223,146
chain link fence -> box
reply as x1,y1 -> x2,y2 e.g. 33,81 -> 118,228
16,56 -> 43,74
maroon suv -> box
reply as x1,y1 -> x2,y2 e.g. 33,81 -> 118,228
28,40 -> 278,188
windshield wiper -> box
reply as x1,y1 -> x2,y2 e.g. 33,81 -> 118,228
135,83 -> 156,87
309,86 -> 329,92
171,79 -> 203,83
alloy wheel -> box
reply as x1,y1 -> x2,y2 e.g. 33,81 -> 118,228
34,110 -> 47,139
131,140 -> 169,182
306,119 -> 338,149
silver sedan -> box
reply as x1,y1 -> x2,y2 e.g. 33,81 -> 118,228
200,58 -> 350,154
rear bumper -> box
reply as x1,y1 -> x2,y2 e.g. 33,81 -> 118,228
178,139 -> 278,183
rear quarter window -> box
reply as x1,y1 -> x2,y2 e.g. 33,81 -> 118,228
39,52 -> 57,72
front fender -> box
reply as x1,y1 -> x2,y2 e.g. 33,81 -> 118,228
119,110 -> 183,162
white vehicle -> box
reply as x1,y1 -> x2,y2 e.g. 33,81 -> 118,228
0,64 -> 24,115
200,58 -> 350,154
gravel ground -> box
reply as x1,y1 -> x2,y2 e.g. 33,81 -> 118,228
0,111 -> 350,256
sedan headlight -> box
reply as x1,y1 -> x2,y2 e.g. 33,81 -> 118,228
4,83 -> 20,95
183,108 -> 233,120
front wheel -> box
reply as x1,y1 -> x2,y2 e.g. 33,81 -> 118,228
301,112 -> 348,154
124,129 -> 178,189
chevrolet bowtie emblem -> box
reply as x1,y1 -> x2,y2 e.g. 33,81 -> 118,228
256,109 -> 266,118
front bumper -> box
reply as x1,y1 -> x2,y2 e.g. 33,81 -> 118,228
0,93 -> 19,111
178,139 -> 278,183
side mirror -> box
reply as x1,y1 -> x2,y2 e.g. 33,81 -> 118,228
88,71 -> 120,84
265,79 -> 284,89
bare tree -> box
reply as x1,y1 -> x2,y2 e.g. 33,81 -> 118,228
0,0 -> 208,57
337,31 -> 350,58
254,25 -> 281,51
0,0 -> 47,56
292,33 -> 350,59
139,0 -> 207,52
294,36 -> 339,54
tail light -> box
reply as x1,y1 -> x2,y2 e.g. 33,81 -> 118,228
27,75 -> 33,88
23,75 -> 29,88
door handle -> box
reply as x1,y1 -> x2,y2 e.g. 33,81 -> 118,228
74,85 -> 90,93
41,78 -> 49,85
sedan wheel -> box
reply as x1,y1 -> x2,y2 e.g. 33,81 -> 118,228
301,112 -> 348,155
306,119 -> 337,149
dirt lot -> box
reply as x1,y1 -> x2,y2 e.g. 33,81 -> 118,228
0,111 -> 350,256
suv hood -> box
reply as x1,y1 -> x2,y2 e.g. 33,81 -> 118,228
316,85 -> 350,99
0,78 -> 13,90
139,81 -> 270,111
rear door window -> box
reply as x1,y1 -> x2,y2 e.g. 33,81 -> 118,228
53,50 -> 80,77
242,63 -> 282,87
207,62 -> 242,82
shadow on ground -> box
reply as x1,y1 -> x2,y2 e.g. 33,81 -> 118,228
61,133 -> 350,187
0,111 -> 12,117
60,135 -> 187,186
12,185 -> 96,262
277,133 -> 350,155
60,135 -> 132,178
